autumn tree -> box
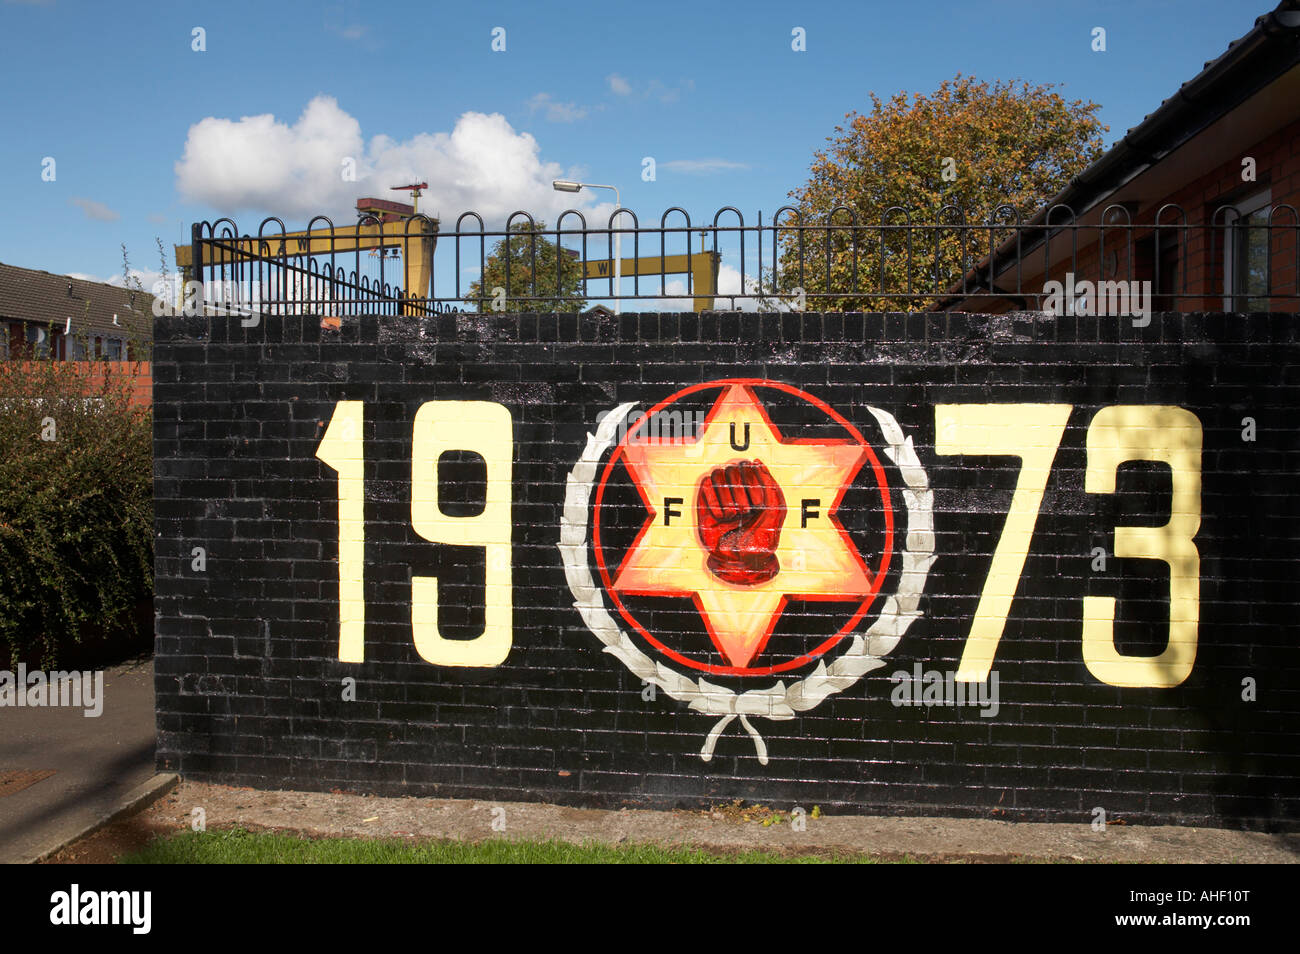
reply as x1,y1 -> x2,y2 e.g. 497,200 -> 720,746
767,74 -> 1108,311
464,220 -> 587,313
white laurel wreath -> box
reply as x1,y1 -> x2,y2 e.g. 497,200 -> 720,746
559,401 -> 935,765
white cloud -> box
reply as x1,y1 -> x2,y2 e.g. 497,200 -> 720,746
657,265 -> 769,312
657,278 -> 693,311
716,264 -> 766,311
645,78 -> 693,104
660,158 -> 749,175
68,268 -> 168,290
604,74 -> 693,103
528,92 -> 588,123
69,197 -> 120,222
175,95 -> 609,225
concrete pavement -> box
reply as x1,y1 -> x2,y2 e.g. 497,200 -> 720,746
0,656 -> 163,864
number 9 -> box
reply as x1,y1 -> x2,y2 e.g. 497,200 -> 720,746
411,401 -> 514,667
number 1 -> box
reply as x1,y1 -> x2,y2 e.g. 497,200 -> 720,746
316,401 -> 366,663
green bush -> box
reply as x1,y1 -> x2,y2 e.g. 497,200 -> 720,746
0,356 -> 153,667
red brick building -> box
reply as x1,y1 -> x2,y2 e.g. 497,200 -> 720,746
941,0 -> 1300,313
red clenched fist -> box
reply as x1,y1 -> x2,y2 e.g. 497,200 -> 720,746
696,459 -> 787,585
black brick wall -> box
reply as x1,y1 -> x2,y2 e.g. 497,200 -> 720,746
152,310 -> 1300,830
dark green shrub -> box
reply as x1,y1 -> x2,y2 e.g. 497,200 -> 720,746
0,355 -> 153,667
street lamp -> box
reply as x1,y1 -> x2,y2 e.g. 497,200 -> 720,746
553,179 -> 623,314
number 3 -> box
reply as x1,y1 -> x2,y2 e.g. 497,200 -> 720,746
1083,406 -> 1201,688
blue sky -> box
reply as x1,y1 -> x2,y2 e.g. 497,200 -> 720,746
0,0 -> 1271,302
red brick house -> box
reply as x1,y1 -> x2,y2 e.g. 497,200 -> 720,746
940,0 -> 1300,313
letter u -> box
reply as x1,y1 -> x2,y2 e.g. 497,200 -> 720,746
729,422 -> 750,451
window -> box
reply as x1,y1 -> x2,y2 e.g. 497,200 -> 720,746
4,323 -> 28,359
1223,189 -> 1272,311
1135,231 -> 1182,312
26,323 -> 49,359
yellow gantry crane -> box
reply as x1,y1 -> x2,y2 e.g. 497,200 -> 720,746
580,248 -> 719,312
175,185 -> 438,316
176,185 -> 721,313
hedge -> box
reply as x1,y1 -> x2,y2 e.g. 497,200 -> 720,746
0,357 -> 153,667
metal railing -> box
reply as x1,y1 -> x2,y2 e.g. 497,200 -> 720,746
185,202 -> 1300,316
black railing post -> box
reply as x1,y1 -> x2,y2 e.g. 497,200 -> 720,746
190,221 -> 203,303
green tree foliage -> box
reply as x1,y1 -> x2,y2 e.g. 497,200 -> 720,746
0,355 -> 153,666
770,74 -> 1108,311
464,220 -> 588,313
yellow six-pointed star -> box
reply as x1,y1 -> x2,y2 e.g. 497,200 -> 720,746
613,384 -> 876,668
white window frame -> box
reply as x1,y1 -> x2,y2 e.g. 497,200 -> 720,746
1222,187 -> 1271,311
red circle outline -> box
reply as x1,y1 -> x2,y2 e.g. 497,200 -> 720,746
591,379 -> 894,677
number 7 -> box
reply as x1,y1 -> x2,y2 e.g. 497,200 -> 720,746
935,404 -> 1072,682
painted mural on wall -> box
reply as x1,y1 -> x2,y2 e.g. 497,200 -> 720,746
311,380 -> 1203,766
152,309 -> 1298,826
563,380 -> 932,762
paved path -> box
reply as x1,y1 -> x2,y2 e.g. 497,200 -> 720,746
0,657 -> 156,864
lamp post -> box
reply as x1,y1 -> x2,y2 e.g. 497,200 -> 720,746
553,179 -> 622,314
